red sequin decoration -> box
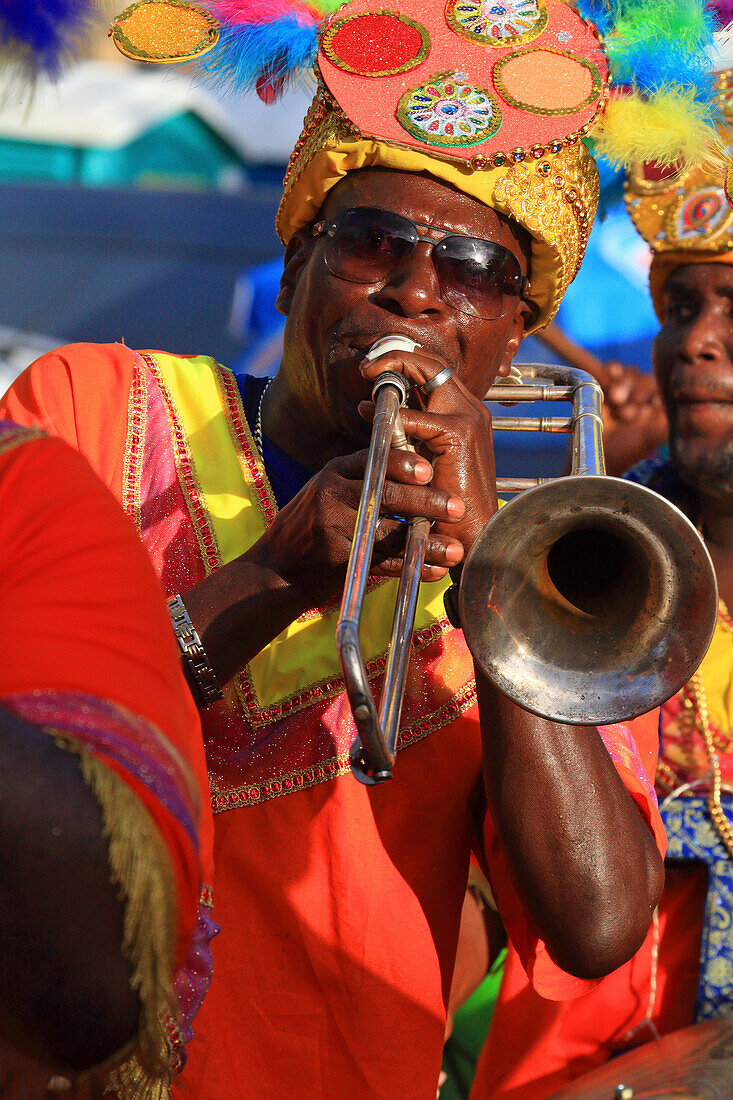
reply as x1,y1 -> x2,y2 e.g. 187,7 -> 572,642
330,13 -> 424,74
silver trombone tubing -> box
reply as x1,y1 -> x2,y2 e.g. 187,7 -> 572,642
338,363 -> 598,786
336,370 -> 430,785
486,363 -> 605,491
338,363 -> 717,783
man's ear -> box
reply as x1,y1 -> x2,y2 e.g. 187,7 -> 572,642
496,298 -> 534,376
275,231 -> 310,316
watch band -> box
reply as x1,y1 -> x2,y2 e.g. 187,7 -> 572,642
167,594 -> 223,708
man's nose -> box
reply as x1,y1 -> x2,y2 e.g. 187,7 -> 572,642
678,308 -> 728,366
374,242 -> 445,317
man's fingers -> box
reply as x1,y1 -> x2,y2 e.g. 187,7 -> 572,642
374,528 -> 463,573
334,445 -> 434,485
380,479 -> 465,522
376,558 -> 451,582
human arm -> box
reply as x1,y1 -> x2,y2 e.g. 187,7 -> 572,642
0,429 -> 211,1081
532,326 -> 668,476
359,349 -> 665,980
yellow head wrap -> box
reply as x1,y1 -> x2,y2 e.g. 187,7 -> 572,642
277,89 -> 599,335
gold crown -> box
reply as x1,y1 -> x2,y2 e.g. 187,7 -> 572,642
625,70 -> 733,259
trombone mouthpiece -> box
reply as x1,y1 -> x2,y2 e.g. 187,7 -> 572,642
364,335 -> 419,361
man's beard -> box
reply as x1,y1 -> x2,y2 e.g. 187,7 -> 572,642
671,434 -> 733,505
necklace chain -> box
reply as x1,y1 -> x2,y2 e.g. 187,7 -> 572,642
689,624 -> 733,860
255,378 -> 273,457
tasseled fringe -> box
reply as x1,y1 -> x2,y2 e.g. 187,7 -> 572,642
52,735 -> 180,1100
105,1055 -> 173,1100
591,85 -> 727,169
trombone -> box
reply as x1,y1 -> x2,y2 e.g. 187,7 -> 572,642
336,356 -> 719,786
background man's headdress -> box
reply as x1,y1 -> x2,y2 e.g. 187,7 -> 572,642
625,18 -> 733,320
110,0 -> 724,330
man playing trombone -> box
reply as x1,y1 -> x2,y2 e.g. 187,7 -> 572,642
1,0 -> 721,1092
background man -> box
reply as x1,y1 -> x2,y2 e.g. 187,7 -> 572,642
4,0 -> 719,1093
0,6 -> 214,1097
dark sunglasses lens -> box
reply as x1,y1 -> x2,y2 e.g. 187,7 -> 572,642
434,239 -> 522,319
325,209 -> 416,283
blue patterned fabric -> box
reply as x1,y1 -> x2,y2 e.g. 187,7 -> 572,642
661,797 -> 733,1020
624,452 -> 699,523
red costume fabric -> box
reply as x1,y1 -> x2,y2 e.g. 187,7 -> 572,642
1,345 -> 665,1099
0,421 -> 214,1091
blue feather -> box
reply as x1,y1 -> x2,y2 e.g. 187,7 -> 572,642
0,0 -> 93,73
605,0 -> 718,100
573,0 -> 613,37
609,38 -> 715,97
200,16 -> 318,94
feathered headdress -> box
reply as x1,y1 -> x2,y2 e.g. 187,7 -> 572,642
582,0 -> 725,170
110,0 -> 725,172
0,0 -> 99,80
109,0 -> 727,330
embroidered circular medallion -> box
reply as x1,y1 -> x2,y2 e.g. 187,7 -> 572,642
493,48 -> 602,115
397,72 -> 502,146
321,11 -> 430,78
445,0 -> 548,47
668,185 -> 731,245
111,0 -> 219,63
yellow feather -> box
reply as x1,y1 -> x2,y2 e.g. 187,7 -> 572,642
593,87 -> 727,170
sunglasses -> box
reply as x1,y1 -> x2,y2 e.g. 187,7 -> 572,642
311,207 -> 529,321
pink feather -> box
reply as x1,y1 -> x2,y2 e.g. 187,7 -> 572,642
208,0 -> 318,26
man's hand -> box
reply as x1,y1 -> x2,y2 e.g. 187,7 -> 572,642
254,445 -> 466,607
600,361 -> 667,476
184,346 -> 498,683
360,347 -> 499,555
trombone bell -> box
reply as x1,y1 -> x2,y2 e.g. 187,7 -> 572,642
458,475 -> 718,725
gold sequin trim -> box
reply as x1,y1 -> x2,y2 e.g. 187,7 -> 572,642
123,355 -> 147,533
110,0 -> 219,64
142,353 -> 225,578
492,47 -> 603,117
396,72 -> 503,149
210,679 -> 477,811
238,616 -> 453,729
445,0 -> 548,48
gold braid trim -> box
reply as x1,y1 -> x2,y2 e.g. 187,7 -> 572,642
688,673 -> 733,863
48,733 -> 179,1099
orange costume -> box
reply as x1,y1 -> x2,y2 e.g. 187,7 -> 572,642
0,420 -> 214,1096
1,346 -> 665,1097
